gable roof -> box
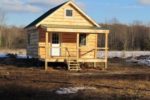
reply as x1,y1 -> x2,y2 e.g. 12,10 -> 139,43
25,1 -> 100,29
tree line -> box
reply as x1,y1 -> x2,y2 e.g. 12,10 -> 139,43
0,9 -> 150,50
0,23 -> 150,50
0,10 -> 26,49
99,21 -> 150,51
0,25 -> 26,49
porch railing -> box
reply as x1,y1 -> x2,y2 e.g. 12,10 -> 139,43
39,45 -> 108,60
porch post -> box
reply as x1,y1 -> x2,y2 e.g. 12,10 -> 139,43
45,31 -> 48,71
77,33 -> 79,61
104,32 -> 109,69
94,33 -> 98,68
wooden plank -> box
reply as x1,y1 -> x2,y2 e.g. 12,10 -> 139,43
95,34 -> 98,59
78,59 -> 105,63
76,33 -> 79,61
46,28 -> 109,33
105,32 -> 109,69
45,32 -> 48,71
49,33 -> 51,58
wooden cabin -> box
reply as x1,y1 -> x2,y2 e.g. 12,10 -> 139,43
25,1 -> 109,71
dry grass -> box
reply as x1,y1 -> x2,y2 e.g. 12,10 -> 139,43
0,57 -> 149,100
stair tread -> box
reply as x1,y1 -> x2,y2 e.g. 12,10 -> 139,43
69,69 -> 81,70
69,68 -> 81,69
69,64 -> 79,65
67,59 -> 81,71
69,61 -> 78,62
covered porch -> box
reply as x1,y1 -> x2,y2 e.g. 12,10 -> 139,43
39,25 -> 109,71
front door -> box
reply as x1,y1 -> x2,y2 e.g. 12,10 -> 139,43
51,33 -> 60,56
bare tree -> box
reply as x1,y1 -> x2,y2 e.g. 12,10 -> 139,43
100,19 -> 150,51
0,9 -> 5,47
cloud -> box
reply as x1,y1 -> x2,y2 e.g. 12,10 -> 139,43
0,0 -> 41,13
29,0 -> 66,6
28,0 -> 85,9
139,0 -> 150,5
0,0 -> 85,13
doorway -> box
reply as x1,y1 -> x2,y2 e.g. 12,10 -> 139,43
51,33 -> 60,56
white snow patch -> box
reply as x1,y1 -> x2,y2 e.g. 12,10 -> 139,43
0,53 -> 8,58
138,59 -> 150,66
0,53 -> 32,59
126,58 -> 139,63
17,55 -> 32,59
98,51 -> 150,58
17,55 -> 27,59
126,56 -> 150,66
55,86 -> 97,95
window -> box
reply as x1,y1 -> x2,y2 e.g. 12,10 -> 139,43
66,9 -> 73,17
52,33 -> 59,44
79,34 -> 86,46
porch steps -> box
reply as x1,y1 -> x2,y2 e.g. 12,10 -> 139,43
67,60 -> 81,71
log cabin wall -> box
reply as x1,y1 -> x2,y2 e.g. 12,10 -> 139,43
25,1 -> 109,70
79,34 -> 97,59
38,4 -> 95,27
61,33 -> 77,57
35,2 -> 99,59
38,28 -> 51,59
27,30 -> 39,58
38,31 -> 97,59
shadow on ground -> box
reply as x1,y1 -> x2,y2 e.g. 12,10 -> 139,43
0,54 -> 67,70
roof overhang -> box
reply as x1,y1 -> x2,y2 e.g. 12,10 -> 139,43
24,26 -> 37,31
41,25 -> 109,34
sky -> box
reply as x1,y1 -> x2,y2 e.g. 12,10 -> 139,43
1,0 -> 150,26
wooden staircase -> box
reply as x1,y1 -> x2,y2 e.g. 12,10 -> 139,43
67,59 -> 81,71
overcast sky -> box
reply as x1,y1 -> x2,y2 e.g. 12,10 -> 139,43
1,0 -> 150,26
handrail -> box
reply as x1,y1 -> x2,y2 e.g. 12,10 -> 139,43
39,45 -> 108,50
39,45 -> 108,59
78,47 -> 108,51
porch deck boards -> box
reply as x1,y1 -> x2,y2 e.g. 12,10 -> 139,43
40,58 -> 106,63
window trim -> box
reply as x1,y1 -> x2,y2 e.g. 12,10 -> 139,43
65,8 -> 73,17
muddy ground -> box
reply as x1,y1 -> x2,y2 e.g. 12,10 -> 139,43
0,57 -> 150,100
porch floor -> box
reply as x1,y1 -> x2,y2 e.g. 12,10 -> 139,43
40,58 -> 106,63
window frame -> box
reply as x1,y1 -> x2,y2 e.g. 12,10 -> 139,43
65,9 -> 73,17
79,34 -> 87,46
52,33 -> 59,44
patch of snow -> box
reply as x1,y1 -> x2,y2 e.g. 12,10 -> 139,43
138,59 -> 150,66
98,51 -> 150,58
0,53 -> 32,59
17,55 -> 32,59
126,56 -> 150,66
17,55 -> 27,59
0,53 -> 8,58
55,86 -> 96,95
126,58 -> 139,63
